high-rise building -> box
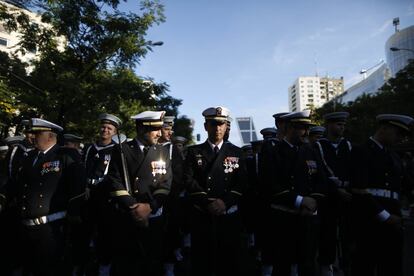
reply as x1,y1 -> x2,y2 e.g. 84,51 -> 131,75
0,1 -> 65,65
235,117 -> 258,145
288,76 -> 344,112
0,1 -> 42,63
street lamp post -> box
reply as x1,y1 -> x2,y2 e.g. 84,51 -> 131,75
390,47 -> 414,54
147,40 -> 164,47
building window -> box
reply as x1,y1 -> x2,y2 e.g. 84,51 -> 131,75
308,94 -> 313,97
0,37 -> 7,46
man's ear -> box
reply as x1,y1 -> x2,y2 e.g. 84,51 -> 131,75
204,122 -> 208,131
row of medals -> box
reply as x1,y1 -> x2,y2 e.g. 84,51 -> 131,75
224,159 -> 239,174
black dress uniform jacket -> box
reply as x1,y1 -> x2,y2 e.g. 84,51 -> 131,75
3,144 -> 86,218
84,143 -> 115,185
261,139 -> 327,208
184,141 -> 247,211
162,141 -> 185,197
106,139 -> 172,212
350,138 -> 409,217
315,138 -> 352,192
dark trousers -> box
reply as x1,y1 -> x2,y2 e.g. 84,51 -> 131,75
0,208 -> 23,275
164,195 -> 191,261
109,212 -> 166,276
268,209 -> 319,276
19,220 -> 66,276
352,218 -> 403,276
74,190 -> 114,268
190,207 -> 244,276
258,206 -> 275,265
319,196 -> 353,274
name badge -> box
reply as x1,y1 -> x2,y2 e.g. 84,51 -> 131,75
151,160 -> 167,176
223,157 -> 239,174
41,160 -> 60,175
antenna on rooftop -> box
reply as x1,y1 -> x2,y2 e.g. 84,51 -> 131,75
393,17 -> 400,33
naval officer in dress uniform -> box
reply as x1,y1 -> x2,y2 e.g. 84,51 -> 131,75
76,113 -> 122,274
315,112 -> 352,276
105,110 -> 172,276
0,118 -> 86,276
350,114 -> 414,276
273,112 -> 290,141
158,115 -> 175,145
184,106 -> 247,276
308,126 -> 325,145
157,115 -> 187,275
259,110 -> 328,276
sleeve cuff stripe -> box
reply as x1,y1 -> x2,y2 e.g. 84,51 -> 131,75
310,193 -> 325,197
190,192 -> 207,196
153,189 -> 170,195
0,193 -> 5,199
110,190 -> 130,197
274,190 -> 290,196
69,192 -> 86,201
230,190 -> 242,196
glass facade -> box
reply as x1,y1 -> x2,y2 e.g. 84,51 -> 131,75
334,25 -> 413,104
338,63 -> 389,103
236,117 -> 258,145
385,26 -> 414,76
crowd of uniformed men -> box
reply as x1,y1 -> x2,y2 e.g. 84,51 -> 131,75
0,106 -> 413,276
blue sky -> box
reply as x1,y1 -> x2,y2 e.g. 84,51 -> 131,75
124,0 -> 414,146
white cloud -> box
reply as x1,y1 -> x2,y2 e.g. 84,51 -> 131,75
370,19 -> 392,38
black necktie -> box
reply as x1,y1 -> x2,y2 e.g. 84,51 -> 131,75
214,146 -> 219,154
34,152 -> 45,167
143,146 -> 150,156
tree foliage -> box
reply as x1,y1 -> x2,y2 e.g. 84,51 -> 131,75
0,0 -> 193,142
314,59 -> 414,144
173,115 -> 194,144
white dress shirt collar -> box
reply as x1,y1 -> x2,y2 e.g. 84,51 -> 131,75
207,139 -> 224,151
